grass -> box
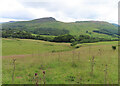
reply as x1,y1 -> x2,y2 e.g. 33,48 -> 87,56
77,41 -> 118,46
2,38 -> 118,84
2,38 -> 73,56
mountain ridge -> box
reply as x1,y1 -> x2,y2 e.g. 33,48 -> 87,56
4,17 -> 115,24
2,17 -> 118,39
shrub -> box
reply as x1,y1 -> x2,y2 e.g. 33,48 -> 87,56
53,34 -> 74,42
112,46 -> 116,50
70,39 -> 75,43
75,46 -> 80,48
52,50 -> 56,53
72,63 -> 77,68
86,31 -> 88,33
70,42 -> 77,46
66,75 -> 75,81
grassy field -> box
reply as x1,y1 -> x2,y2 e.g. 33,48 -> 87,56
2,38 -> 73,56
2,38 -> 118,84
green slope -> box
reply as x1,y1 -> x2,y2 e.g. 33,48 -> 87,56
2,38 -> 73,56
2,17 -> 118,39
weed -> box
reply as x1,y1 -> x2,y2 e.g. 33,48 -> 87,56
34,73 -> 38,86
71,63 -> 77,68
76,73 -> 82,84
12,58 -> 16,83
90,56 -> 95,76
104,64 -> 108,84
98,49 -> 102,56
78,52 -> 80,60
43,71 -> 46,85
72,51 -> 76,67
66,75 -> 75,82
58,52 -> 61,62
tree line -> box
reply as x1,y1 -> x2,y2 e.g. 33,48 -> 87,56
2,30 -> 118,45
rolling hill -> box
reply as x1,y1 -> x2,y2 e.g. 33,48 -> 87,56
2,17 -> 118,39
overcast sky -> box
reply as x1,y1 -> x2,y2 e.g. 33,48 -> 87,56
0,0 -> 119,23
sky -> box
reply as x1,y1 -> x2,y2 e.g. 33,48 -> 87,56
0,0 -> 119,23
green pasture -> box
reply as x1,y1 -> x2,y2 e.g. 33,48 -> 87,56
2,38 -> 118,84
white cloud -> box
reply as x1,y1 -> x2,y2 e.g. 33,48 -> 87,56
0,0 -> 35,20
0,18 -> 25,23
0,0 -> 119,23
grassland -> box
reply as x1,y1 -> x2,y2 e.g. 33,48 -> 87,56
2,38 -> 73,56
2,38 -> 118,84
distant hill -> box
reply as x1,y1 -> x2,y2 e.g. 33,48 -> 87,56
9,21 -> 17,23
30,17 -> 57,23
2,17 -> 118,39
112,23 -> 119,27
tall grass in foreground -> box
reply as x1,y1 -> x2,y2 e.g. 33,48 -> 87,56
34,73 -> 38,86
12,58 -> 16,83
90,56 -> 95,76
2,42 -> 118,84
104,64 -> 108,84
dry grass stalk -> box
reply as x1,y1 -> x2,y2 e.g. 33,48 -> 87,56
104,64 -> 108,84
90,56 -> 95,76
12,58 -> 16,83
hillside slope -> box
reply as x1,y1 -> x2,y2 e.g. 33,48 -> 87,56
2,17 -> 118,39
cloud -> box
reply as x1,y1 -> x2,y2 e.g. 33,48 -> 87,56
0,0 -> 35,20
1,10 -> 35,20
0,18 -> 25,23
0,0 -> 119,23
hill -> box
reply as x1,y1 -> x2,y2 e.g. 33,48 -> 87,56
2,17 -> 118,39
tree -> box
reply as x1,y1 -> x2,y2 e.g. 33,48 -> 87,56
70,41 -> 78,46
53,34 -> 74,42
70,39 -> 75,43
